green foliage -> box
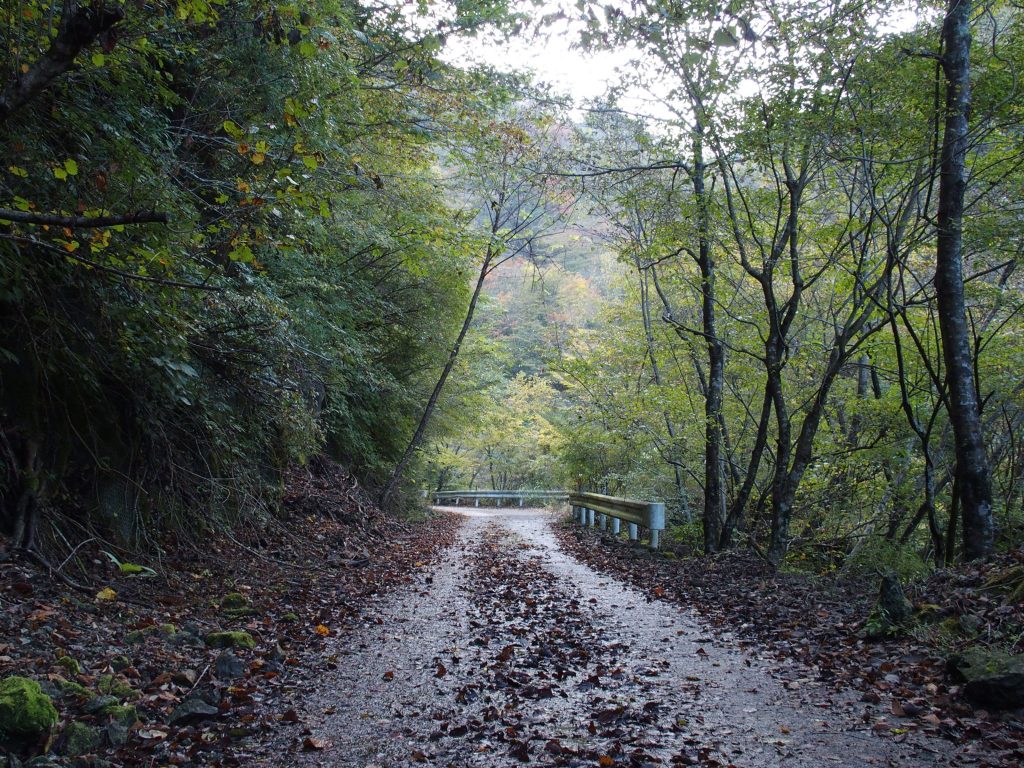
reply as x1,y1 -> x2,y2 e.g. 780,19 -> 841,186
0,0 -> 509,547
843,538 -> 931,583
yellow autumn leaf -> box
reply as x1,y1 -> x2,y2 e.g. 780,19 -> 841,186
315,624 -> 330,636
96,587 -> 117,601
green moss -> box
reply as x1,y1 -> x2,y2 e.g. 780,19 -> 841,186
118,563 -> 144,575
111,655 -> 131,671
125,625 -> 158,643
53,677 -> 92,701
59,720 -> 101,756
0,676 -> 59,740
56,655 -> 81,676
219,592 -> 249,610
223,607 -> 257,620
159,623 -> 177,635
97,674 -> 136,700
280,612 -> 299,623
205,631 -> 256,650
106,705 -> 138,726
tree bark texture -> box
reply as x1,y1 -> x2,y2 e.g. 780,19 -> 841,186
693,127 -> 726,555
935,0 -> 994,560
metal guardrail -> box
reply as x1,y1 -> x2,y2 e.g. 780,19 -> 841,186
569,492 -> 666,549
429,488 -> 666,550
430,489 -> 568,507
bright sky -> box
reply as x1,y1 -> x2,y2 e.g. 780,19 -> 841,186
440,18 -> 637,105
430,1 -> 930,124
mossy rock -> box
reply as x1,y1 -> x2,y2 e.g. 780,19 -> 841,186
864,573 -> 913,639
105,705 -> 138,728
83,695 -> 119,716
105,705 -> 138,747
125,626 -> 158,643
219,593 -> 249,611
948,647 -> 1024,709
223,607 -> 257,620
53,677 -> 92,701
110,656 -> 131,672
204,631 -> 255,650
0,676 -> 59,741
57,720 -> 101,756
97,675 -> 135,700
279,612 -> 299,623
56,656 -> 80,676
125,623 -> 174,644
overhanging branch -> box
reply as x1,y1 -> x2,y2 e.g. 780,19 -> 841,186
0,0 -> 124,122
0,209 -> 168,227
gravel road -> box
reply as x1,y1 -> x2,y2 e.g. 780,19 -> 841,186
289,508 -> 953,767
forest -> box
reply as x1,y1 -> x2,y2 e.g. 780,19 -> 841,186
0,0 -> 1023,765
1,0 -> 1021,572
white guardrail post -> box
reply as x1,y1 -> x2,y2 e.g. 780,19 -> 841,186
646,502 -> 666,550
568,492 -> 666,550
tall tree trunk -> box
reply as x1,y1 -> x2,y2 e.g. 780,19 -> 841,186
767,336 -> 792,565
693,124 -> 726,554
935,0 -> 994,560
379,247 -> 493,508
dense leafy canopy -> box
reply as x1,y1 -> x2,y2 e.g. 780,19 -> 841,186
1,0 -> 1022,572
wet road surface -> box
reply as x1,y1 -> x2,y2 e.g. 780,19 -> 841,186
291,508 -> 952,767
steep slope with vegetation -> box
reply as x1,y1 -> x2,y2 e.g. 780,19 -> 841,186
0,0 -> 519,557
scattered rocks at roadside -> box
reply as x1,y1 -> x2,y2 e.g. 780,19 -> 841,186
948,647 -> 1024,709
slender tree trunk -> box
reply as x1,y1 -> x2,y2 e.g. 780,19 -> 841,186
767,336 -> 792,565
379,248 -> 493,508
693,125 -> 726,554
719,386 -> 772,548
935,0 -> 994,560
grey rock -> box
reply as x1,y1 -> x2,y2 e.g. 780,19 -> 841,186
83,695 -> 119,715
167,695 -> 219,726
105,719 -> 129,747
215,651 -> 244,680
58,721 -> 102,756
949,647 -> 1024,709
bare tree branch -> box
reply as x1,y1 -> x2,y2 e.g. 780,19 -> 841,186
0,209 -> 168,227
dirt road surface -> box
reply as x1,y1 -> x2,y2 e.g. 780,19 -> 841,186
287,508 -> 954,767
